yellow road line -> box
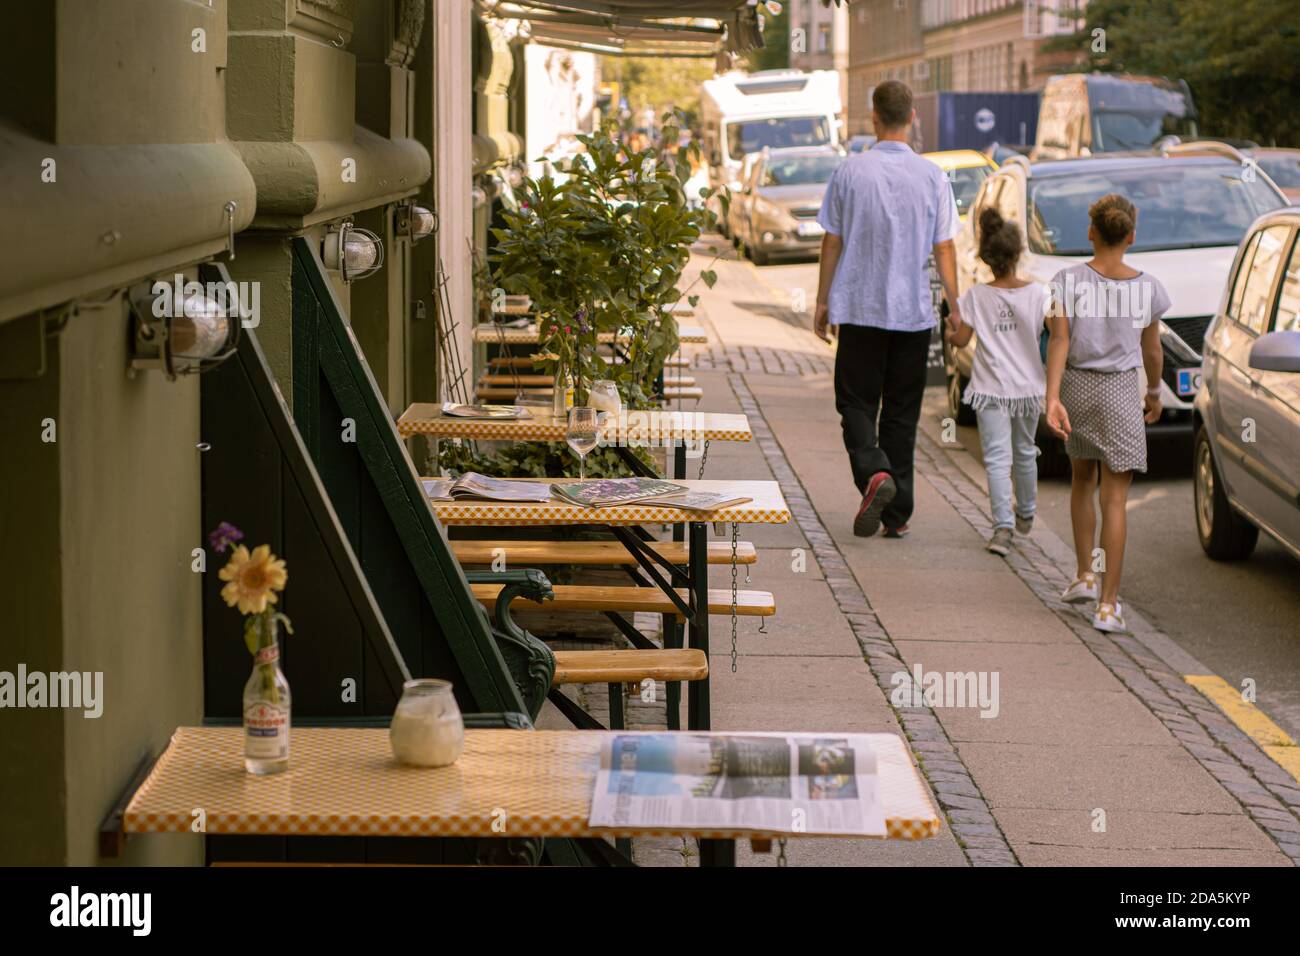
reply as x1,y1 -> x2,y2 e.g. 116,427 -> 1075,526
1185,674 -> 1300,783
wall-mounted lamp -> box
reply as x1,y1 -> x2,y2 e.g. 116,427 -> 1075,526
128,262 -> 242,380
322,220 -> 385,283
395,203 -> 436,242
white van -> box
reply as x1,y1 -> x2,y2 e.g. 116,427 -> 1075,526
700,69 -> 842,208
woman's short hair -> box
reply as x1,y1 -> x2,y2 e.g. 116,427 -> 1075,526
1089,193 -> 1137,246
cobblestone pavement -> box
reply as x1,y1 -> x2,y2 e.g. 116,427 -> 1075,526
693,342 -> 832,377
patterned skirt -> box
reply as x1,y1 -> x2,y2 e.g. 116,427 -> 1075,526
1059,366 -> 1147,474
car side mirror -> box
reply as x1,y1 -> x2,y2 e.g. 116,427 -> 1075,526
1248,330 -> 1300,373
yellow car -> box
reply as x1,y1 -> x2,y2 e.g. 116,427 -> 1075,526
921,149 -> 997,222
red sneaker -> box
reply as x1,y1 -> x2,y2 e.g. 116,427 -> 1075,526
853,471 -> 897,538
883,523 -> 909,539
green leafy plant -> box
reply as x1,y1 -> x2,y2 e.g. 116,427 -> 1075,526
452,113 -> 724,478
490,113 -> 719,407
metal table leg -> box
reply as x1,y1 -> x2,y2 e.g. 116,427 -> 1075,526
686,520 -> 710,732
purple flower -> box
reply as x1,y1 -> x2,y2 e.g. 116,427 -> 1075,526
209,521 -> 244,555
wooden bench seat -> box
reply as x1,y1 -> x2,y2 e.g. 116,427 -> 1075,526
470,583 -> 775,617
663,386 -> 703,401
552,648 -> 707,685
486,355 -> 557,368
452,539 -> 757,567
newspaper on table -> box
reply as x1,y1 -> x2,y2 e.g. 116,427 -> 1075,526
589,733 -> 885,836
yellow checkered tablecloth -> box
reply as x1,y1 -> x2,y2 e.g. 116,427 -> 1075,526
122,728 -> 941,841
397,405 -> 752,444
426,479 -> 789,527
472,324 -> 709,345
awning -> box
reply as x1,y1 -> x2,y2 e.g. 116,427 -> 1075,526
479,1 -> 764,57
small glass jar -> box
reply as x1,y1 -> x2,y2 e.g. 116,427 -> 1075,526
589,379 -> 621,416
389,679 -> 465,768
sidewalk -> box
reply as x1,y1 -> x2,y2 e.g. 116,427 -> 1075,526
651,245 -> 1298,867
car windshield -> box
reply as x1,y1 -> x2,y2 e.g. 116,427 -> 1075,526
761,154 -> 842,186
727,116 -> 830,157
1092,110 -> 1196,152
1257,154 -> 1300,189
1026,165 -> 1287,255
944,165 -> 991,215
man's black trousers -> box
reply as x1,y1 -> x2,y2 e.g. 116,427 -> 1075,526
833,324 -> 932,529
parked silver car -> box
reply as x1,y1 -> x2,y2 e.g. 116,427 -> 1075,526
729,145 -> 844,265
1194,207 -> 1300,561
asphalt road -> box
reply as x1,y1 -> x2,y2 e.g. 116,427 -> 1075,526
750,254 -> 1300,740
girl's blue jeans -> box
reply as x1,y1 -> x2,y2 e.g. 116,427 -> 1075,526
975,405 -> 1039,530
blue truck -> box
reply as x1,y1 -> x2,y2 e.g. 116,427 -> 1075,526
912,91 -> 1041,155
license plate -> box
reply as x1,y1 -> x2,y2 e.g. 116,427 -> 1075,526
1176,366 -> 1202,397
796,221 -> 824,238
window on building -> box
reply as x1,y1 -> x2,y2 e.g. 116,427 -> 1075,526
818,25 -> 830,53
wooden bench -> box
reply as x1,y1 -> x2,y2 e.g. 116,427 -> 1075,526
552,648 -> 707,685
470,582 -> 775,617
551,648 -> 709,732
451,539 -> 757,568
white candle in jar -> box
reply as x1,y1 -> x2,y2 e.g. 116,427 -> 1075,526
389,679 -> 465,767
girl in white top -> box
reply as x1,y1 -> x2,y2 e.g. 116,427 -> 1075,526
946,208 -> 1050,557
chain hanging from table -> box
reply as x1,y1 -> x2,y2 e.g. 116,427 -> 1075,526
730,520 -> 739,673
697,438 -> 711,480
777,838 -> 788,867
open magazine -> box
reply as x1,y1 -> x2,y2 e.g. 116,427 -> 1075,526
589,733 -> 884,836
421,472 -> 553,503
551,477 -> 686,508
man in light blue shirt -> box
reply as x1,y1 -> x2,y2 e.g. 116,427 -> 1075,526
814,80 -> 962,538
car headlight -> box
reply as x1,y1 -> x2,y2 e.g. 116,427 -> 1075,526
754,197 -> 787,222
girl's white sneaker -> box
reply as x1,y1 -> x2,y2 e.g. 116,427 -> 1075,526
1092,601 -> 1128,633
1061,574 -> 1099,604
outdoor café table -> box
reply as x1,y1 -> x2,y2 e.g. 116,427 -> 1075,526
427,479 -> 790,732
117,726 -> 942,867
396,404 -> 752,480
471,323 -> 709,345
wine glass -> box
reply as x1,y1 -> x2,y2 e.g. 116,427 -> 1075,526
566,406 -> 601,479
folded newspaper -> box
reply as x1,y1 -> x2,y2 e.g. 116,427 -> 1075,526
421,472 -> 553,502
589,733 -> 884,836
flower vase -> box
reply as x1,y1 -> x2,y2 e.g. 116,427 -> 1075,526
552,359 -> 571,417
243,613 -> 291,775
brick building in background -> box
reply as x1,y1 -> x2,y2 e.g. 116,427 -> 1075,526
845,0 -> 1089,136
788,0 -> 851,130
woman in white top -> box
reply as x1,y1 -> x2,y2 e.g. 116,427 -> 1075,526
1044,193 -> 1169,634
946,208 -> 1050,557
